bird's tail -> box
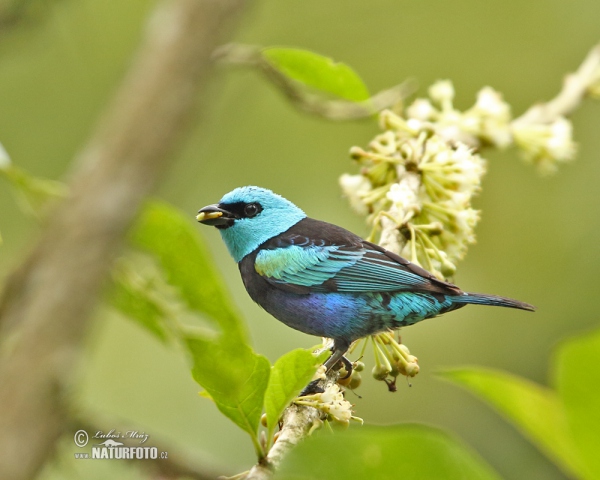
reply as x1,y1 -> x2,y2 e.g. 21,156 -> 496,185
452,292 -> 535,312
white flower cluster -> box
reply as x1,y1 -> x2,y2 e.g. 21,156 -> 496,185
401,80 -> 513,149
341,107 -> 486,277
341,79 -> 578,277
295,384 -> 356,425
511,117 -> 576,174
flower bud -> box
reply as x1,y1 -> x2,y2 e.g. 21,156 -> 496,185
353,361 -> 365,372
372,364 -> 391,381
405,362 -> 420,377
348,372 -> 362,390
337,371 -> 353,387
429,80 -> 455,105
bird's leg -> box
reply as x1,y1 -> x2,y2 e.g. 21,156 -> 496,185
322,339 -> 351,374
322,347 -> 344,371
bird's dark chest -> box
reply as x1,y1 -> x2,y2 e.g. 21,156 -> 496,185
238,252 -> 273,306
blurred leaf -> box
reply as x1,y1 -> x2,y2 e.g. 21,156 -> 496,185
263,48 -> 370,102
0,164 -> 67,217
441,367 -> 585,479
556,327 -> 600,480
108,262 -> 170,344
0,141 -> 9,167
274,424 -> 500,480
264,349 -> 323,439
130,201 -> 245,340
186,335 -> 270,455
123,201 -> 270,455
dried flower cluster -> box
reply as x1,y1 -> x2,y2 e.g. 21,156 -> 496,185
295,383 -> 359,425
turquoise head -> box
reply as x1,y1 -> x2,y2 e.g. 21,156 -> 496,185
196,186 -> 306,262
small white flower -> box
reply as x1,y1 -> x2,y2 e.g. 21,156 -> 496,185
546,117 -> 576,161
454,208 -> 479,235
327,400 -> 353,423
474,87 -> 510,118
449,191 -> 471,207
406,98 -> 437,121
339,173 -> 372,215
455,87 -> 513,148
429,80 -> 455,106
386,181 -> 417,208
320,384 -> 344,404
406,118 -> 424,132
512,116 -> 576,172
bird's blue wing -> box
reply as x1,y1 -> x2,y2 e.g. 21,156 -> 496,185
254,240 -> 448,294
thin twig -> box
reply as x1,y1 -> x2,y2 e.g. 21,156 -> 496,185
512,43 -> 600,126
214,43 -> 416,120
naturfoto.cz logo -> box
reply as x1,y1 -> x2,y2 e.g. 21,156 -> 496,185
73,429 -> 168,460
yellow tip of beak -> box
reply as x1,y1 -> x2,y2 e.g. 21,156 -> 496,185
196,211 -> 223,222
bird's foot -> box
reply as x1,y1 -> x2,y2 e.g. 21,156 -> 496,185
299,353 -> 353,396
299,379 -> 325,397
338,355 -> 353,380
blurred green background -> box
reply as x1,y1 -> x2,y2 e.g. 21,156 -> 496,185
1,0 -> 599,478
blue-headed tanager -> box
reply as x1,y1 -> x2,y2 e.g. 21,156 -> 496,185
197,186 -> 534,372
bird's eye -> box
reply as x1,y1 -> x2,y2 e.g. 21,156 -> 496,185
244,203 -> 261,218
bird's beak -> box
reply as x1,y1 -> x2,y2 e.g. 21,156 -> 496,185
196,204 -> 235,227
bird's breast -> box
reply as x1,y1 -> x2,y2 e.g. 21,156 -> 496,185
238,254 -> 456,342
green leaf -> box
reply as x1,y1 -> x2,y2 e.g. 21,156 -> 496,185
127,201 -> 272,454
186,335 -> 270,454
130,201 -> 245,340
0,164 -> 67,217
556,327 -> 600,480
263,48 -> 370,102
274,424 -> 500,480
441,367 -> 585,479
109,265 -> 170,344
198,390 -> 213,400
264,349 -> 323,439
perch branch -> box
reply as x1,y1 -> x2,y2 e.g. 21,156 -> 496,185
213,43 -> 416,120
244,371 -> 337,480
0,1 -> 248,479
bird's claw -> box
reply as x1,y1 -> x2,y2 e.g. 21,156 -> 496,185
299,379 -> 325,397
339,355 -> 353,379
